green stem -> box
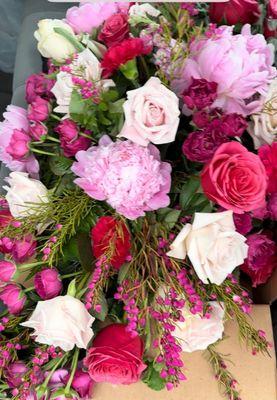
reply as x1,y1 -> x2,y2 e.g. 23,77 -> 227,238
47,135 -> 60,143
18,261 -> 46,270
79,132 -> 93,140
54,27 -> 85,52
139,56 -> 150,79
50,113 -> 61,121
65,347 -> 79,395
30,146 -> 57,156
42,355 -> 66,389
61,271 -> 83,280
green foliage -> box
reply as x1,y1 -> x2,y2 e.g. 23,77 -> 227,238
142,361 -> 166,391
69,89 -> 124,136
90,292 -> 108,322
156,207 -> 181,229
49,155 -> 73,176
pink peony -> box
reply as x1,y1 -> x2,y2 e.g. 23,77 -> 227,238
72,135 -> 172,220
173,25 -> 276,116
65,2 -> 119,34
0,105 -> 39,176
241,233 -> 276,287
258,142 -> 277,194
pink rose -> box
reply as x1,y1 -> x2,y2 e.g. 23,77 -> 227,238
25,73 -> 54,104
118,77 -> 180,146
29,121 -> 47,141
258,143 -> 277,194
0,283 -> 26,315
65,2 -> 118,34
0,260 -> 17,283
84,324 -> 146,384
28,97 -> 51,122
6,129 -> 30,160
34,268 -> 62,300
98,13 -> 129,47
201,142 -> 268,213
12,235 -> 37,263
55,119 -> 91,158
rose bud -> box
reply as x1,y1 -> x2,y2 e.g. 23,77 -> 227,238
28,96 -> 51,122
5,361 -> 28,388
0,260 -> 17,283
6,129 -> 30,160
11,234 -> 37,263
72,369 -> 94,398
25,73 -> 54,104
29,120 -> 48,141
0,283 -> 26,314
0,237 -> 14,254
34,268 -> 62,300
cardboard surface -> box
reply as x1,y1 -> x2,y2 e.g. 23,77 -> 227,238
254,269 -> 277,304
93,305 -> 276,400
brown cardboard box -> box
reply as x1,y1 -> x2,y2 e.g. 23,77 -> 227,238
93,305 -> 276,400
254,269 -> 277,304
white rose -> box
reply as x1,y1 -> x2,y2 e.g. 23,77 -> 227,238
248,78 -> 277,149
4,172 -> 48,219
34,19 -> 76,62
51,48 -> 114,115
174,302 -> 224,352
21,295 -> 94,351
129,3 -> 161,18
118,77 -> 180,146
167,211 -> 248,285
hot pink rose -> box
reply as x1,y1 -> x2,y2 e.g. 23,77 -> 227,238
201,142 -> 268,213
258,143 -> 277,194
0,283 -> 26,315
29,121 -> 48,141
34,268 -> 62,300
11,235 -> 37,263
6,129 -> 30,160
0,260 -> 17,283
55,119 -> 91,158
84,324 -> 146,384
28,97 -> 51,122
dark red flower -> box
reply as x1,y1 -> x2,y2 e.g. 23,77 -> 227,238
91,216 -> 131,269
25,73 -> 54,104
221,113 -> 248,137
241,233 -> 276,287
101,38 -> 151,78
209,0 -> 260,25
84,324 -> 146,384
258,143 -> 277,194
182,78 -> 218,111
98,13 -> 129,47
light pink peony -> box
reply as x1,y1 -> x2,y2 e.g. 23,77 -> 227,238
0,105 -> 39,176
65,2 -> 119,34
72,136 -> 172,220
172,25 -> 276,116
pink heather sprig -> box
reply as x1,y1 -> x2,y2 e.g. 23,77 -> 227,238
0,341 -> 22,368
85,256 -> 111,312
114,280 -> 145,338
71,76 -> 101,102
151,288 -> 187,390
177,269 -> 205,315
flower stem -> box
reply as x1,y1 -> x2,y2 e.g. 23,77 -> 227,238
30,146 -> 57,156
65,347 -> 79,395
79,132 -> 93,140
47,135 -> 60,143
50,113 -> 61,121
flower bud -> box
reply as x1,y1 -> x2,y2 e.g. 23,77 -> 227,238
34,268 -> 62,300
0,283 -> 26,314
0,260 -> 17,283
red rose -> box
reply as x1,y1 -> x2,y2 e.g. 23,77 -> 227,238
101,38 -> 150,78
201,142 -> 268,214
91,216 -> 131,269
84,324 -> 146,384
98,13 -> 129,47
209,0 -> 260,25
258,143 -> 277,194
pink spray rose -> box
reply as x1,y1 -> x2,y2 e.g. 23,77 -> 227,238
173,25 -> 276,116
5,361 -> 28,388
72,369 -> 94,398
220,113 -> 248,137
182,78 -> 218,111
72,135 -> 172,220
28,97 -> 51,122
34,268 -> 62,300
0,283 -> 26,315
65,2 -> 118,34
6,129 -> 30,160
0,260 -> 17,283
241,233 -> 276,286
258,142 -> 277,194
25,73 -> 54,104
84,324 -> 146,384
118,77 -> 180,147
233,212 -> 253,235
201,142 -> 268,213
0,105 -> 39,176
55,119 -> 91,158
11,235 -> 37,264
29,121 -> 48,141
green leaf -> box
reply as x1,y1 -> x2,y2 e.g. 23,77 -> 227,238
180,176 -> 200,209
62,237 -> 79,263
117,263 -> 131,284
142,362 -> 166,391
69,90 -> 86,115
67,279 -> 77,297
53,27 -> 85,52
49,156 -> 73,176
77,233 -> 93,271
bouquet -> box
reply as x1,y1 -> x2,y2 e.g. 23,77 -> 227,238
0,2 -> 276,399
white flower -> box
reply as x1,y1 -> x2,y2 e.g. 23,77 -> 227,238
21,295 -> 94,351
34,19 -> 76,62
248,78 -> 277,149
51,48 -> 114,115
4,172 -> 48,219
129,3 -> 161,18
174,302 -> 225,352
167,211 -> 248,285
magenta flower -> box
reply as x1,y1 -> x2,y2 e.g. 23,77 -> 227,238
6,129 -> 30,160
0,283 -> 26,315
72,369 -> 94,398
72,136 -> 172,220
0,105 -> 39,176
34,268 -> 62,300
25,73 -> 54,104
27,97 -> 51,122
0,260 -> 16,283
29,121 -> 48,141
54,119 -> 91,158
182,78 -> 218,111
173,25 -> 276,116
5,361 -> 28,388
12,234 -> 37,263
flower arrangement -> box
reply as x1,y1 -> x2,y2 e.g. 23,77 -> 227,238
0,2 -> 276,400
